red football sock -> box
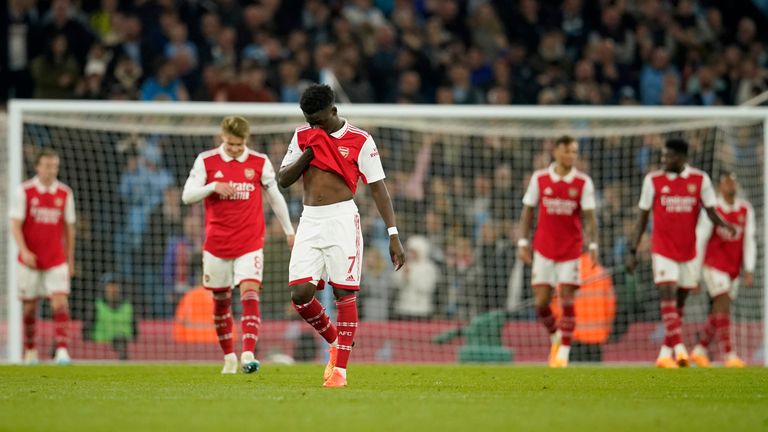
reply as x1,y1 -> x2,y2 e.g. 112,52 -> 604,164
698,313 -> 718,348
335,295 -> 358,369
536,305 -> 558,335
661,299 -> 682,347
293,298 -> 338,344
241,290 -> 260,354
559,297 -> 575,347
213,296 -> 234,355
23,314 -> 36,350
53,307 -> 69,349
715,313 -> 732,354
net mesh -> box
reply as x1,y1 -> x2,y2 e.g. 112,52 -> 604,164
3,107 -> 764,364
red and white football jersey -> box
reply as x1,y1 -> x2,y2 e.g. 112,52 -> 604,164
697,197 -> 756,279
9,177 -> 76,270
522,164 -> 596,261
638,165 -> 716,262
185,146 -> 275,258
280,119 -> 385,193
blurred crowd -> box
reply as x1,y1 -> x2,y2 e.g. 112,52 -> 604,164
5,0 -> 768,106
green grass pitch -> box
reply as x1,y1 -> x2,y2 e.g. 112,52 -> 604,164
0,364 -> 766,432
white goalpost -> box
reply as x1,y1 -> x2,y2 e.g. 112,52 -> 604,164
3,100 -> 768,366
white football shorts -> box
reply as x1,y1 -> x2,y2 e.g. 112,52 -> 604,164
652,253 -> 699,289
701,265 -> 739,299
202,249 -> 263,292
18,262 -> 70,300
531,251 -> 580,287
289,199 -> 362,290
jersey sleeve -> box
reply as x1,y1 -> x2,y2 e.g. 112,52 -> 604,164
700,173 -> 717,208
522,174 -> 539,207
638,174 -> 654,210
743,202 -> 757,273
8,186 -> 26,221
280,131 -> 303,168
695,209 -> 713,264
64,189 -> 76,224
260,157 -> 277,189
181,154 -> 214,204
358,135 -> 386,183
581,176 -> 596,210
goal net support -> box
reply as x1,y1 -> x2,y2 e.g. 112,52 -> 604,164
3,102 -> 767,366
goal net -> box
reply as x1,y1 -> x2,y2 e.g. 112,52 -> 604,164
3,103 -> 767,365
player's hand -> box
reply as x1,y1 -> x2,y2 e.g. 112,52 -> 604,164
743,272 -> 754,287
214,182 -> 236,198
20,249 -> 37,268
625,252 -> 638,273
724,222 -> 738,237
517,245 -> 532,265
68,258 -> 75,277
390,235 -> 405,271
286,234 -> 295,250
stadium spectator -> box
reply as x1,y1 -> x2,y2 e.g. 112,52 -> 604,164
139,59 -> 189,101
393,235 -> 438,319
82,273 -> 137,360
30,34 -> 80,99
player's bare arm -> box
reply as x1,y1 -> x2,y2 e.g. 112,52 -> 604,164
582,208 -> 599,265
278,147 -> 315,188
517,205 -> 535,265
10,219 -> 37,268
625,209 -> 650,273
704,206 -> 737,236
369,180 -> 405,270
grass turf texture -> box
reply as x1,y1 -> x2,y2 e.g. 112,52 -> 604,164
0,364 -> 766,432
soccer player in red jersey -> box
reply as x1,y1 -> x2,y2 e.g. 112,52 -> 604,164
182,116 -> 295,374
10,149 -> 76,365
278,84 -> 405,387
626,139 -> 736,368
690,172 -> 755,368
518,135 -> 598,368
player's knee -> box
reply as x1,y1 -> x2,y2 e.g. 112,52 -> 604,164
291,284 -> 315,305
212,290 -> 231,300
239,281 -> 261,293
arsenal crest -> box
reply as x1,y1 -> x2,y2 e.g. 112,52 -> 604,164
244,168 -> 255,180
204,274 -> 211,283
738,214 -> 745,224
568,188 -> 578,198
54,197 -> 64,207
31,197 -> 39,206
338,146 -> 350,158
687,183 -> 697,194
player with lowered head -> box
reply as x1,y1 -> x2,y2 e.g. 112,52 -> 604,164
278,84 -> 405,387
182,116 -> 295,374
518,135 -> 599,368
10,149 -> 77,365
691,172 -> 755,368
626,139 -> 736,368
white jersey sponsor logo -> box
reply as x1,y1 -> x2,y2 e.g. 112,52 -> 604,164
31,206 -> 62,224
659,195 -> 697,213
542,197 -> 578,215
220,182 -> 256,200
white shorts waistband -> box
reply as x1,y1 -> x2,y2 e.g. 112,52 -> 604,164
301,199 -> 358,218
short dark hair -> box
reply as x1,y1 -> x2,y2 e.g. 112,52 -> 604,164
35,148 -> 59,165
665,138 -> 688,155
300,84 -> 334,115
555,135 -> 576,147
